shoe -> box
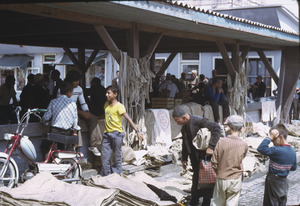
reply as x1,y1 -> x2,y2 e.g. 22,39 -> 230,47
88,147 -> 101,156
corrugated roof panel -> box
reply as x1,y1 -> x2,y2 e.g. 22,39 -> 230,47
40,1 -> 299,46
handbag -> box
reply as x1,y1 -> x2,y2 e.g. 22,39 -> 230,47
192,128 -> 211,151
198,156 -> 216,189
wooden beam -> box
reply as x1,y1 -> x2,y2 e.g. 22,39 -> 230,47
156,52 -> 177,78
231,43 -> 240,72
240,46 -> 250,63
216,41 -> 235,82
256,49 -> 279,85
0,4 -> 132,29
142,33 -> 163,59
127,24 -> 139,59
275,55 -> 285,124
94,25 -> 121,64
280,47 -> 300,123
63,47 -> 80,69
85,49 -> 100,71
78,47 -> 86,88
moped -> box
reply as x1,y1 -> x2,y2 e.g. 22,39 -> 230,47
0,107 -> 82,188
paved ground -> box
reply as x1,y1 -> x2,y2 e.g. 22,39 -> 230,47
155,160 -> 300,206
239,166 -> 300,206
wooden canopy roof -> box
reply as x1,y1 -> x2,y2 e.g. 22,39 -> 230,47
0,1 -> 298,53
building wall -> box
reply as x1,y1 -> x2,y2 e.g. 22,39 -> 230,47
155,50 -> 281,93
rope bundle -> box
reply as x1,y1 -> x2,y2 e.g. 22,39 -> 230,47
119,52 -> 155,146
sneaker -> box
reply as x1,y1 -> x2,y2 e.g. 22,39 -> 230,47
88,147 -> 101,156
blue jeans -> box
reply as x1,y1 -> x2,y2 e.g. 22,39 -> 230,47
100,131 -> 124,176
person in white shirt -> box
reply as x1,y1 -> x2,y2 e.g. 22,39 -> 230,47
58,70 -> 102,156
158,73 -> 179,98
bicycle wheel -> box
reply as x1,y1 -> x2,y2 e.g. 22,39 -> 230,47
58,158 -> 82,184
0,157 -> 18,188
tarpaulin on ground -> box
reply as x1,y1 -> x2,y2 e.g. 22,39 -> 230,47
85,172 -> 184,206
0,172 -> 118,206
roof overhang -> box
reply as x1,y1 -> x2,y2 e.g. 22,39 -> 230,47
0,1 -> 298,52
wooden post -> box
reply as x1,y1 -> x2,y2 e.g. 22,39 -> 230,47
216,41 -> 235,83
279,47 -> 300,123
150,54 -> 155,74
128,24 -> 139,59
231,43 -> 240,73
256,49 -> 279,85
78,48 -> 86,88
240,46 -> 250,64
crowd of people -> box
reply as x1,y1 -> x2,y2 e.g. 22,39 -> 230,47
0,69 -> 142,177
0,69 -> 297,206
152,69 -> 230,124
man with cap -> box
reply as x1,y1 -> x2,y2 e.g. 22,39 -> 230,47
172,106 -> 221,206
211,115 -> 248,206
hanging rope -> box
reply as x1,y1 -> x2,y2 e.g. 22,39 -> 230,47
119,51 -> 155,146
227,58 -> 248,116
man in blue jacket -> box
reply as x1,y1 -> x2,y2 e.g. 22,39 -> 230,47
257,123 -> 297,206
204,77 -> 230,123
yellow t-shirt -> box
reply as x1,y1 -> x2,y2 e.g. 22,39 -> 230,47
104,101 -> 126,133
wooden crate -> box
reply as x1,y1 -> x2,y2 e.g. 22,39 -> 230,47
181,91 -> 190,103
174,99 -> 182,106
152,97 -> 174,109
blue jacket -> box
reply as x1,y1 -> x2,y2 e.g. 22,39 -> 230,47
204,86 -> 225,103
257,137 -> 297,177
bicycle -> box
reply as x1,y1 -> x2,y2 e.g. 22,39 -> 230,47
0,107 -> 82,188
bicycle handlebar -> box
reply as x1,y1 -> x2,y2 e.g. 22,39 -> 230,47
15,108 -> 47,135
31,108 -> 47,113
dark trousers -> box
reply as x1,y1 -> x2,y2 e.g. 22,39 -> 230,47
210,100 -> 230,122
0,105 -> 15,125
263,173 -> 288,206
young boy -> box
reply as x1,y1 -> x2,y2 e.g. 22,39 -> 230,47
101,85 -> 143,176
43,81 -> 80,151
257,124 -> 297,206
211,115 -> 248,206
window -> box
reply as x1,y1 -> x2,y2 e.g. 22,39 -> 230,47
180,53 -> 200,80
43,54 -> 56,63
154,58 -> 166,74
213,57 -> 273,97
248,58 -> 272,97
182,53 -> 199,61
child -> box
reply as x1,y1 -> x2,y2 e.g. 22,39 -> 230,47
101,85 -> 143,176
211,115 -> 248,206
257,124 -> 297,206
42,81 -> 80,154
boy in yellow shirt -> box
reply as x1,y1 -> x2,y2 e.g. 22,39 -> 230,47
101,85 -> 144,176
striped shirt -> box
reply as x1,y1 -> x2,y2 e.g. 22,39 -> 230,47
257,137 -> 297,177
211,135 -> 248,180
58,85 -> 89,111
